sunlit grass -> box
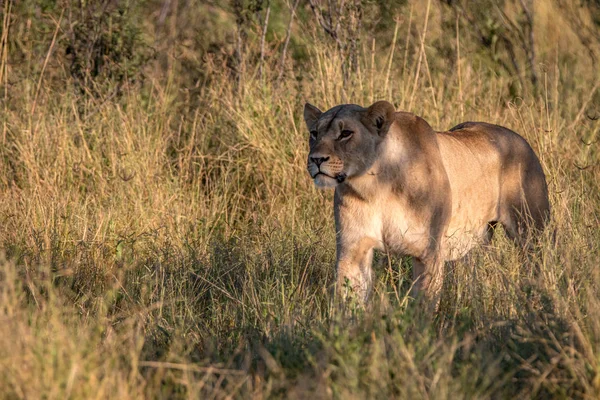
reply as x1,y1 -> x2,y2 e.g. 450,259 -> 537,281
0,1 -> 599,398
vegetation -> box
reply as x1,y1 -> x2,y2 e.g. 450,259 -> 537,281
0,0 -> 599,398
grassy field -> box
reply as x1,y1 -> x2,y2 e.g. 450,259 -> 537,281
0,0 -> 599,398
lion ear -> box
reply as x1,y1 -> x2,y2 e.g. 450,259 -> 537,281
363,100 -> 396,136
304,103 -> 322,130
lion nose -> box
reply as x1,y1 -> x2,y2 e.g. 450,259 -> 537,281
310,156 -> 329,166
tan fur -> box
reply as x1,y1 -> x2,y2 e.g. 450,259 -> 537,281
304,101 -> 550,304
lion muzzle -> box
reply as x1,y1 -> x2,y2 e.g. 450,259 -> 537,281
307,154 -> 345,188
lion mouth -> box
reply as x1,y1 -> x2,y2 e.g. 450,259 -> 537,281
312,171 -> 346,183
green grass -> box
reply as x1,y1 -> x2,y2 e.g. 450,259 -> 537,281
1,0 -> 600,398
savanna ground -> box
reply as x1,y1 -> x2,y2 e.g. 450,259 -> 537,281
0,0 -> 600,398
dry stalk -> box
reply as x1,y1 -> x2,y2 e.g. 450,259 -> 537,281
277,0 -> 300,84
383,18 -> 400,100
31,9 -> 64,118
408,0 -> 431,112
258,2 -> 271,80
456,13 -> 464,119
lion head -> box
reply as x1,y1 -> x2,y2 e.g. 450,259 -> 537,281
303,101 -> 396,188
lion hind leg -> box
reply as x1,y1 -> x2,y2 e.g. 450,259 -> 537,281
485,221 -> 498,244
499,166 -> 550,247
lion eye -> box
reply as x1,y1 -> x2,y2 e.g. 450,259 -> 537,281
339,130 -> 353,140
310,130 -> 318,140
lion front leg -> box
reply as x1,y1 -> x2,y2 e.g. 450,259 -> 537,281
335,238 -> 377,305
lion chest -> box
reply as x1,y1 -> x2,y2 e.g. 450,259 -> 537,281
335,192 -> 431,257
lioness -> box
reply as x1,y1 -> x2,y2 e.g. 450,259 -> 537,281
304,100 -> 549,304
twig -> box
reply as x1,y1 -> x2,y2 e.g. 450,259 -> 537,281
501,37 -> 525,91
452,3 -> 523,91
574,162 -> 596,171
494,0 -> 537,90
369,38 -> 375,100
555,0 -> 597,68
408,0 -> 431,112
1,0 -> 12,145
569,82 -> 599,130
117,169 -> 136,182
401,5 -> 413,83
190,271 -> 247,309
31,8 -> 64,117
139,361 -> 247,376
348,0 -> 361,75
421,31 -> 437,112
332,0 -> 345,43
518,0 -> 538,89
0,0 -> 11,86
308,0 -> 342,48
277,0 -> 300,83
383,18 -> 400,99
158,0 -> 172,27
400,5 -> 413,109
456,13 -> 464,118
258,2 -> 271,80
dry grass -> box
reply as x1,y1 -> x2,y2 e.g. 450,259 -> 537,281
0,0 -> 599,398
